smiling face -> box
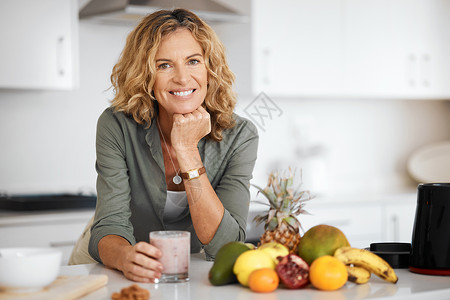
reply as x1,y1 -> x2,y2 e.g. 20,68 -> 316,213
153,28 -> 208,118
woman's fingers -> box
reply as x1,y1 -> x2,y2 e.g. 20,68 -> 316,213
197,105 -> 209,117
171,107 -> 211,149
123,271 -> 154,283
174,106 -> 210,123
123,260 -> 162,283
120,242 -> 163,282
190,109 -> 202,120
134,241 -> 162,259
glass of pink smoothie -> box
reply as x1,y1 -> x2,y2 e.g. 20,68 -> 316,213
149,231 -> 190,283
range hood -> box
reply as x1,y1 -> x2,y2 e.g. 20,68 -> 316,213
79,0 -> 248,24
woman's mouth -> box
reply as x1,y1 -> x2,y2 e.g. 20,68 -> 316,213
170,89 -> 195,97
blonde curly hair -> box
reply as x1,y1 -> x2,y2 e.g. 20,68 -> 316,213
110,9 -> 236,141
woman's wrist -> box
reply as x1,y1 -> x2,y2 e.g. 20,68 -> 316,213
174,147 -> 203,172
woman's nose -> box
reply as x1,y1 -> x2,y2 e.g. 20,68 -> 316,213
173,66 -> 189,85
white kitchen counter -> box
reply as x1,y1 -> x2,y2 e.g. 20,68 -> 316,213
61,254 -> 450,300
1,189 -> 419,266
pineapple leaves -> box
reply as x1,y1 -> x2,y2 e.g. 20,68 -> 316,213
267,216 -> 278,231
251,168 -> 315,234
253,214 -> 267,226
251,183 -> 278,207
284,216 -> 299,231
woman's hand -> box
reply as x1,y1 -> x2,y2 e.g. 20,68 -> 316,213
119,242 -> 164,283
171,106 -> 211,153
99,236 -> 163,283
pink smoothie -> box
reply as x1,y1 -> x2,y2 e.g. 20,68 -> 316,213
150,231 -> 190,275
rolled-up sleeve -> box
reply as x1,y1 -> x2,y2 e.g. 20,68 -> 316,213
203,119 -> 259,259
88,110 -> 136,263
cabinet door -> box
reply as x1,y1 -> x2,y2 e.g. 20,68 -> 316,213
252,0 -> 344,97
383,202 -> 416,243
422,0 -> 450,98
0,0 -> 78,90
344,0 -> 450,99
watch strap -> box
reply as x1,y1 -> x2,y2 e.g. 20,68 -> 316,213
181,166 -> 206,180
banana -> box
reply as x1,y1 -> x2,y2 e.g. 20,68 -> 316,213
334,247 -> 398,284
346,265 -> 371,284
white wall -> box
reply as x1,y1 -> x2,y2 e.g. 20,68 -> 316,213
0,20 -> 449,197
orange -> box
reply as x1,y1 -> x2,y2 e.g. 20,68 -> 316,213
248,268 -> 279,293
309,255 -> 347,291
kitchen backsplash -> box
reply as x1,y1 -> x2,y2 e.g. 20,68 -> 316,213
0,21 -> 449,197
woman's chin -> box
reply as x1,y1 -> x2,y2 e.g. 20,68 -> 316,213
173,104 -> 203,115
158,100 -> 205,116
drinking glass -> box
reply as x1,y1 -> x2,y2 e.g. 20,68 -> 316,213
149,231 -> 190,283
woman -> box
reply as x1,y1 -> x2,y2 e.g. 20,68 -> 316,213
86,9 -> 258,282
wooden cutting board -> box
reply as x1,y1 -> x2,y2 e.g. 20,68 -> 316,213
0,275 -> 108,300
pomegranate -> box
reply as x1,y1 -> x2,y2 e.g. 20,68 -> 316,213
276,254 -> 310,289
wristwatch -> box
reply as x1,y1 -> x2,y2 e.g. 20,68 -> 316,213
181,166 -> 206,180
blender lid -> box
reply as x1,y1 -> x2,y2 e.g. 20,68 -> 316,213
369,242 -> 411,269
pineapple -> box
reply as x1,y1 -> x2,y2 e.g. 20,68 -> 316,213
253,169 -> 312,253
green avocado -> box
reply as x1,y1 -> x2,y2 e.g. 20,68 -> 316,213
208,241 -> 251,286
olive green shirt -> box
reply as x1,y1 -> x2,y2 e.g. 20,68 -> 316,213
89,107 -> 258,262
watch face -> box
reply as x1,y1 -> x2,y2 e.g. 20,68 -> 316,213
188,169 -> 200,179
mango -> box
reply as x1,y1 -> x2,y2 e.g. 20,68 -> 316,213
208,241 -> 251,286
297,224 -> 350,265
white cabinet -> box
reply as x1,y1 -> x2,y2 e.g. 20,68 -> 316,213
300,202 -> 383,249
247,193 -> 417,249
344,0 -> 450,99
0,0 -> 79,90
247,200 -> 384,248
0,210 -> 93,265
383,202 -> 417,243
251,0 -> 450,99
252,0 -> 344,97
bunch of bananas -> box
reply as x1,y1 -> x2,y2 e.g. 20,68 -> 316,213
334,247 -> 398,284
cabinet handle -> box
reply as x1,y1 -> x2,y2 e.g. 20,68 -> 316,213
56,36 -> 67,77
391,215 -> 399,241
420,54 -> 431,87
262,48 -> 270,85
406,53 -> 417,87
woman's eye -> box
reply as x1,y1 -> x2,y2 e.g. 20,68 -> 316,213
188,59 -> 200,65
157,63 -> 171,70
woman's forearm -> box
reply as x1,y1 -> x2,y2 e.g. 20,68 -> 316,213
185,174 -> 225,244
177,148 -> 225,244
98,235 -> 130,271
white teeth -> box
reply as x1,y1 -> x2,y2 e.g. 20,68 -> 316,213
172,90 -> 193,96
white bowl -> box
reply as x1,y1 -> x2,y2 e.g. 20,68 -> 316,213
0,247 -> 62,293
